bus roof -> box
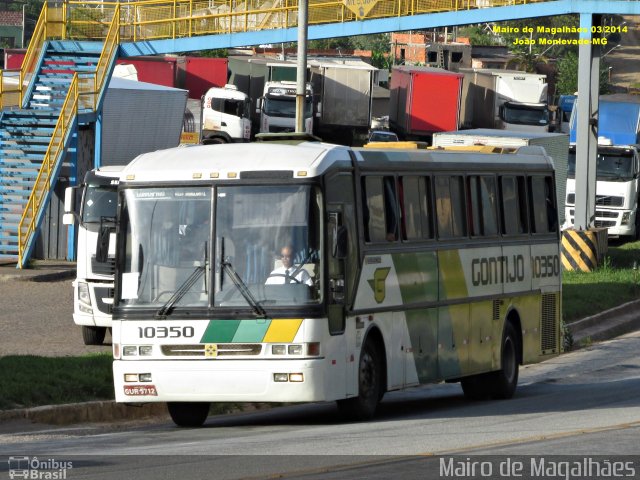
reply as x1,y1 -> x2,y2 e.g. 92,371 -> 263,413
120,142 -> 554,183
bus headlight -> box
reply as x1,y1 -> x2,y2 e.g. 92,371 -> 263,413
139,345 -> 153,356
288,345 -> 302,355
78,282 -> 92,314
272,345 -> 286,355
123,346 -> 138,356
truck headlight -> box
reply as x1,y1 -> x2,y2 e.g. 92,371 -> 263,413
622,212 -> 631,225
78,282 -> 92,314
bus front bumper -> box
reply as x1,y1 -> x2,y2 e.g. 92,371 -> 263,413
113,358 -> 334,403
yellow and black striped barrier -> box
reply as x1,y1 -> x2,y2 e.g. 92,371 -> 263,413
561,228 -> 608,272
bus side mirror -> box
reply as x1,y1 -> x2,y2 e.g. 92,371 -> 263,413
329,212 -> 348,259
63,186 -> 81,225
256,97 -> 263,113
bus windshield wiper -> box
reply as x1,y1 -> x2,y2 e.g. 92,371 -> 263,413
221,259 -> 267,318
155,265 -> 205,319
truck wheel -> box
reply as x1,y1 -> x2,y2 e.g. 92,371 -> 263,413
203,137 -> 226,145
336,340 -> 382,420
82,326 -> 106,345
167,402 -> 210,427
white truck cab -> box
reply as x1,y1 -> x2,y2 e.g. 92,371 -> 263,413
201,84 -> 252,144
258,81 -> 314,134
565,139 -> 640,239
63,166 -> 122,345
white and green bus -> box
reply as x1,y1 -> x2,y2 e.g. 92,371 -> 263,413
112,139 -> 561,427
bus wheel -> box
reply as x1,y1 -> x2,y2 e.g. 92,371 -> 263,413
336,340 -> 382,420
167,402 -> 210,427
204,137 -> 226,145
82,326 -> 106,345
490,322 -> 519,399
461,375 -> 491,401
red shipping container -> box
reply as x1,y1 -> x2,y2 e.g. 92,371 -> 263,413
390,66 -> 463,137
183,57 -> 228,99
4,49 -> 25,69
116,57 -> 177,88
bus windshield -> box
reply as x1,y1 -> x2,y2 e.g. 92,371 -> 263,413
118,184 -> 322,314
567,150 -> 635,181
82,184 -> 118,224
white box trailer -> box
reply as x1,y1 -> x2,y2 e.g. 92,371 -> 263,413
100,77 -> 188,166
432,129 -> 569,225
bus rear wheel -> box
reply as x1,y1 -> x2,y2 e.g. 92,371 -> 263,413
82,326 -> 106,345
461,322 -> 519,401
336,340 -> 382,420
167,402 -> 210,427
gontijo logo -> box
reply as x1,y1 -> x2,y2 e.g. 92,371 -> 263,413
7,456 -> 73,479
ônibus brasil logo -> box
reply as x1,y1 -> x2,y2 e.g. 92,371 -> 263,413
7,456 -> 73,479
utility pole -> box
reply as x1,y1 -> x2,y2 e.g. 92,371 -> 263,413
22,3 -> 27,48
295,0 -> 308,133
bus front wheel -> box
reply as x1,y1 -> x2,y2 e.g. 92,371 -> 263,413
167,402 -> 210,427
336,340 -> 382,420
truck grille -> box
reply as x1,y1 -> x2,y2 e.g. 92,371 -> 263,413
94,286 -> 114,314
596,210 -> 618,219
91,256 -> 115,275
269,126 -> 294,133
161,344 -> 262,357
567,195 -> 624,207
594,220 -> 617,228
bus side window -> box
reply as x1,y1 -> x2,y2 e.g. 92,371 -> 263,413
468,175 -> 498,237
500,176 -> 529,235
362,176 -> 399,243
435,175 -> 467,239
400,175 -> 433,240
529,175 -> 557,234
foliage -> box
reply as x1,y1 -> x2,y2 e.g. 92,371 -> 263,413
196,49 -> 228,58
457,25 -> 502,46
0,354 -> 114,410
562,240 -> 640,323
556,51 -> 611,95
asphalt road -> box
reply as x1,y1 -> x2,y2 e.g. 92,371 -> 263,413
0,278 -> 111,357
1,331 -> 639,480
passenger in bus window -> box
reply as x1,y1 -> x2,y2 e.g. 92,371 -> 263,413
265,245 -> 313,286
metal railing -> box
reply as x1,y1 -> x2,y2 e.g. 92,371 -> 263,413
60,0 -> 547,42
18,74 -> 79,267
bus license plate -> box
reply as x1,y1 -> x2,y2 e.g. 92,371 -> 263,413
124,385 -> 158,396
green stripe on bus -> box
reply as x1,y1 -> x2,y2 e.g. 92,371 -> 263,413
393,252 -> 438,305
200,320 -> 241,343
232,319 -> 272,342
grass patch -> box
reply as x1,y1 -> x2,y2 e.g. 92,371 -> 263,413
0,354 -> 114,410
562,240 -> 640,323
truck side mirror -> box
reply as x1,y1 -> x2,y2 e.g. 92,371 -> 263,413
95,225 -> 111,263
63,186 -> 81,225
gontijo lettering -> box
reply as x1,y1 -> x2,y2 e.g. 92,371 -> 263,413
471,255 -> 526,286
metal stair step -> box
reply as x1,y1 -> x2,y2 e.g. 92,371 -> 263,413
1,178 -> 39,187
0,153 -> 45,161
2,127 -> 55,135
48,40 -> 104,54
0,169 -> 40,177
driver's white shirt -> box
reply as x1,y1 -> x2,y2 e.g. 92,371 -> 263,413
265,265 -> 313,286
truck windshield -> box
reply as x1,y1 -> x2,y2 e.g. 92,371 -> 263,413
502,103 -> 549,126
82,184 -> 117,224
568,150 -> 636,181
263,96 -> 313,118
117,185 -> 322,314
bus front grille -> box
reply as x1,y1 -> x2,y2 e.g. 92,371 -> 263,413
541,293 -> 558,353
161,344 -> 263,357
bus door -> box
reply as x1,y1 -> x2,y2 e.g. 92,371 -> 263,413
325,170 -> 358,396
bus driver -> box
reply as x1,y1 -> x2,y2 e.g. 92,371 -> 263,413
265,245 -> 313,286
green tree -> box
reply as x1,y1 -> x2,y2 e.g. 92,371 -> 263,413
556,51 -> 610,95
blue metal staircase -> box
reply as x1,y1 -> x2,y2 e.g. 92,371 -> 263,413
0,40 -> 104,265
